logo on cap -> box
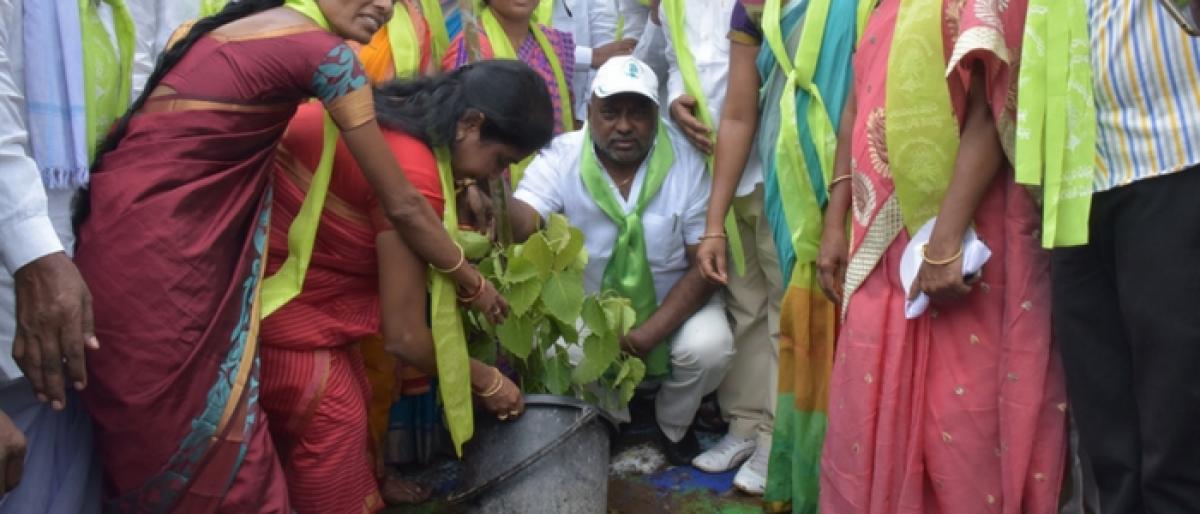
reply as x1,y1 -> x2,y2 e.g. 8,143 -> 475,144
626,61 -> 640,79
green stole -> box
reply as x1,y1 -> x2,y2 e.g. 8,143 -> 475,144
885,0 -> 960,233
661,0 -> 746,275
580,122 -> 674,378
387,2 -> 423,76
419,0 -> 452,63
429,147 -> 475,455
199,0 -> 225,17
80,0 -> 135,161
480,6 -> 573,185
760,0 -> 835,281
1015,0 -> 1095,247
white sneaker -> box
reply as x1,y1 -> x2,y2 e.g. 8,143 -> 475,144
733,443 -> 769,495
691,433 -> 756,473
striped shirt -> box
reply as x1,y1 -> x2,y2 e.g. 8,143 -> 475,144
1089,0 -> 1200,192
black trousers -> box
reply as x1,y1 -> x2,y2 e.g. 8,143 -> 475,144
1053,167 -> 1200,514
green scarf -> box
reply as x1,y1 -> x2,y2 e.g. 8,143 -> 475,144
430,147 -> 475,456
199,0 -> 226,17
419,0 -> 451,63
481,6 -> 573,185
388,3 -> 423,77
80,0 -> 135,161
661,0 -> 746,275
535,0 -> 554,25
760,0 -> 833,274
885,0 -> 960,234
262,0 -> 337,316
580,122 -> 674,378
1015,0 -> 1095,248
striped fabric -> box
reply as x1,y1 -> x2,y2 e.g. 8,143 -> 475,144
1089,0 -> 1200,191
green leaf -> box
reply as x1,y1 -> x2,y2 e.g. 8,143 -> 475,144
552,226 -> 586,270
580,296 -> 609,337
572,333 -> 619,385
477,255 -> 498,281
504,255 -> 541,284
540,271 -> 584,324
617,357 -> 646,403
568,245 -> 589,273
506,279 -> 542,316
552,316 -> 579,344
545,213 -> 572,253
519,235 -> 554,276
542,350 -> 572,395
456,230 -> 493,260
601,296 -> 637,335
495,315 -> 534,359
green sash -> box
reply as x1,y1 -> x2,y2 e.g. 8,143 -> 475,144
580,122 -> 674,378
885,0 -> 960,234
262,0 -> 339,316
419,0 -> 451,63
430,147 -> 476,455
761,0 -> 833,277
199,0 -> 225,17
80,0 -> 135,161
481,6 -> 573,184
661,0 -> 746,275
387,3 -> 423,77
1015,0 -> 1095,248
535,0 -> 554,25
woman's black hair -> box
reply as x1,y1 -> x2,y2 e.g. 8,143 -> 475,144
373,60 -> 555,156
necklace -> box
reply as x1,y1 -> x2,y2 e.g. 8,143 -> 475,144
612,174 -> 635,189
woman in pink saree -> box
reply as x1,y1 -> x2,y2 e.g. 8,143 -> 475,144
815,0 -> 1067,512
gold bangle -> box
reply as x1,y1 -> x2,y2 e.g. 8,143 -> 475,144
475,368 -> 505,398
698,233 -> 727,241
826,174 -> 852,193
455,178 -> 477,195
432,242 -> 466,274
920,244 -> 963,266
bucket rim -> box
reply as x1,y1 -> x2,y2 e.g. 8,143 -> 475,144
522,393 -> 619,431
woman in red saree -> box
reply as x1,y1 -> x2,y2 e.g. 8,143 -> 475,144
816,0 -> 1067,512
259,60 -> 553,513
73,1 -> 507,512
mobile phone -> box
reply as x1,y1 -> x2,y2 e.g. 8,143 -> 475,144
1159,0 -> 1200,37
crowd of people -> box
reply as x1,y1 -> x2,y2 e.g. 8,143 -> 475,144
0,0 -> 1197,513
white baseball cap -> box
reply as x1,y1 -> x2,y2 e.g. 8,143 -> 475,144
590,56 -> 660,106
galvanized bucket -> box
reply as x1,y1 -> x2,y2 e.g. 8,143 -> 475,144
448,394 -> 616,513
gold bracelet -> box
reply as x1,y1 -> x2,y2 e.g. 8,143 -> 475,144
455,178 -> 477,195
475,367 -> 505,398
920,244 -> 963,266
698,233 -> 728,241
826,174 -> 852,193
432,242 -> 466,274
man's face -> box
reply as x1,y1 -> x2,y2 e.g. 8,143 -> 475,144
589,94 -> 658,167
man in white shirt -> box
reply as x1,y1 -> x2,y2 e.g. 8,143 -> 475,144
510,56 -> 734,465
0,0 -> 166,510
654,0 -> 781,493
549,0 -> 638,123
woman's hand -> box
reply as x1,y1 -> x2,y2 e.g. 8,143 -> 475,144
476,368 -> 524,421
817,224 -> 849,304
458,183 -> 494,239
910,244 -> 973,306
461,272 -> 509,325
696,236 -> 728,285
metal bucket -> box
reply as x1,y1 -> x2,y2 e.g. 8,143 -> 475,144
448,394 -> 615,513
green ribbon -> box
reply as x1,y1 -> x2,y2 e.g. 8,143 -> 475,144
387,2 -> 423,77
199,0 -> 226,17
1015,0 -> 1095,248
283,0 -> 331,30
580,122 -> 674,378
885,0 -> 960,234
419,0 -> 451,63
262,0 -> 337,316
760,0 -> 833,279
613,0 -> 625,40
481,6 -> 573,184
80,0 -> 135,161
430,147 -> 475,456
661,0 -> 746,276
534,0 -> 554,25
